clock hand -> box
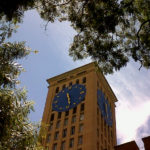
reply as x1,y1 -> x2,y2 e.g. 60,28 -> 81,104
67,93 -> 71,104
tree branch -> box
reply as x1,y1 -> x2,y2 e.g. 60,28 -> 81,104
137,20 -> 150,47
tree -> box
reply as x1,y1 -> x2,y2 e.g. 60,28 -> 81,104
1,0 -> 150,74
37,0 -> 150,74
0,0 -> 35,22
0,21 -> 43,150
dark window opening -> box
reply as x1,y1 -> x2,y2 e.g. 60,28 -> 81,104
69,138 -> 74,148
82,77 -> 86,83
65,111 -> 69,116
70,126 -> 75,135
54,132 -> 59,140
55,87 -> 59,93
78,136 -> 83,145
76,79 -> 79,84
69,82 -> 72,86
50,114 -> 54,121
62,84 -> 66,89
62,129 -> 67,137
73,107 -> 77,114
80,103 -> 84,112
58,112 -> 61,119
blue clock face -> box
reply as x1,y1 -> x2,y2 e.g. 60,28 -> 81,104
97,89 -> 113,126
52,84 -> 86,112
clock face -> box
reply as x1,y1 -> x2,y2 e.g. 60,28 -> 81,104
52,84 -> 86,112
97,89 -> 113,126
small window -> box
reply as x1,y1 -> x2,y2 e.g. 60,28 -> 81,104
61,141 -> 65,150
72,116 -> 76,123
46,134 -> 51,143
69,82 -> 72,86
62,84 -> 66,89
64,118 -> 68,126
97,128 -> 99,137
58,112 -> 61,119
62,129 -> 67,137
49,123 -> 53,131
56,121 -> 60,129
65,111 -> 69,116
76,79 -> 79,84
80,103 -> 84,112
54,132 -> 59,140
69,138 -> 74,148
78,136 -> 83,145
82,77 -> 86,83
79,124 -> 83,133
53,144 -> 57,150
55,87 -> 59,93
50,113 -> 54,121
80,113 -> 84,121
97,142 -> 99,150
70,126 -> 75,135
101,134 -> 103,143
73,107 -> 77,114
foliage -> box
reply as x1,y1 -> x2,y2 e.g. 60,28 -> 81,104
0,88 -> 39,150
0,0 -> 150,73
37,0 -> 150,74
0,21 -> 43,149
0,0 -> 35,23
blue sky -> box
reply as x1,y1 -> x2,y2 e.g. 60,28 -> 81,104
10,10 -> 150,149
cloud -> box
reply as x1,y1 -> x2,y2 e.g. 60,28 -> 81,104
106,60 -> 150,146
136,115 -> 150,138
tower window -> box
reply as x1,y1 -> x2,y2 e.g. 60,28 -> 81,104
69,138 -> 74,148
70,126 -> 75,135
62,129 -> 67,137
97,128 -> 99,137
78,136 -> 83,145
73,107 -> 77,114
61,141 -> 65,150
54,132 -> 59,140
76,79 -> 79,84
58,112 -> 61,119
62,84 -> 66,89
65,111 -> 69,116
80,113 -> 84,121
50,113 -> 54,121
72,116 -> 76,123
53,144 -> 57,150
46,134 -> 51,143
49,123 -> 53,131
82,77 -> 86,83
80,103 -> 84,112
64,118 -> 68,126
55,87 -> 59,93
79,124 -> 83,133
69,82 -> 72,86
56,121 -> 60,129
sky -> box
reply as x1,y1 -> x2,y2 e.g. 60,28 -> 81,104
10,10 -> 150,149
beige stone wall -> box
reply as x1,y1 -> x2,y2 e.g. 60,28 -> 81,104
41,62 -> 117,150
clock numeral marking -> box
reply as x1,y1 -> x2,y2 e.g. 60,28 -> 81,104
80,88 -> 82,89
68,86 -> 72,90
59,107 -> 62,110
54,100 -> 58,104
62,90 -> 64,93
80,91 -> 84,94
57,96 -> 59,98
73,103 -> 76,105
66,105 -> 69,109
55,105 -> 58,107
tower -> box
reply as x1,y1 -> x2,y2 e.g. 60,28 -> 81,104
41,62 -> 117,150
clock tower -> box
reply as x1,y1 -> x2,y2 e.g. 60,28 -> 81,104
41,62 -> 117,150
